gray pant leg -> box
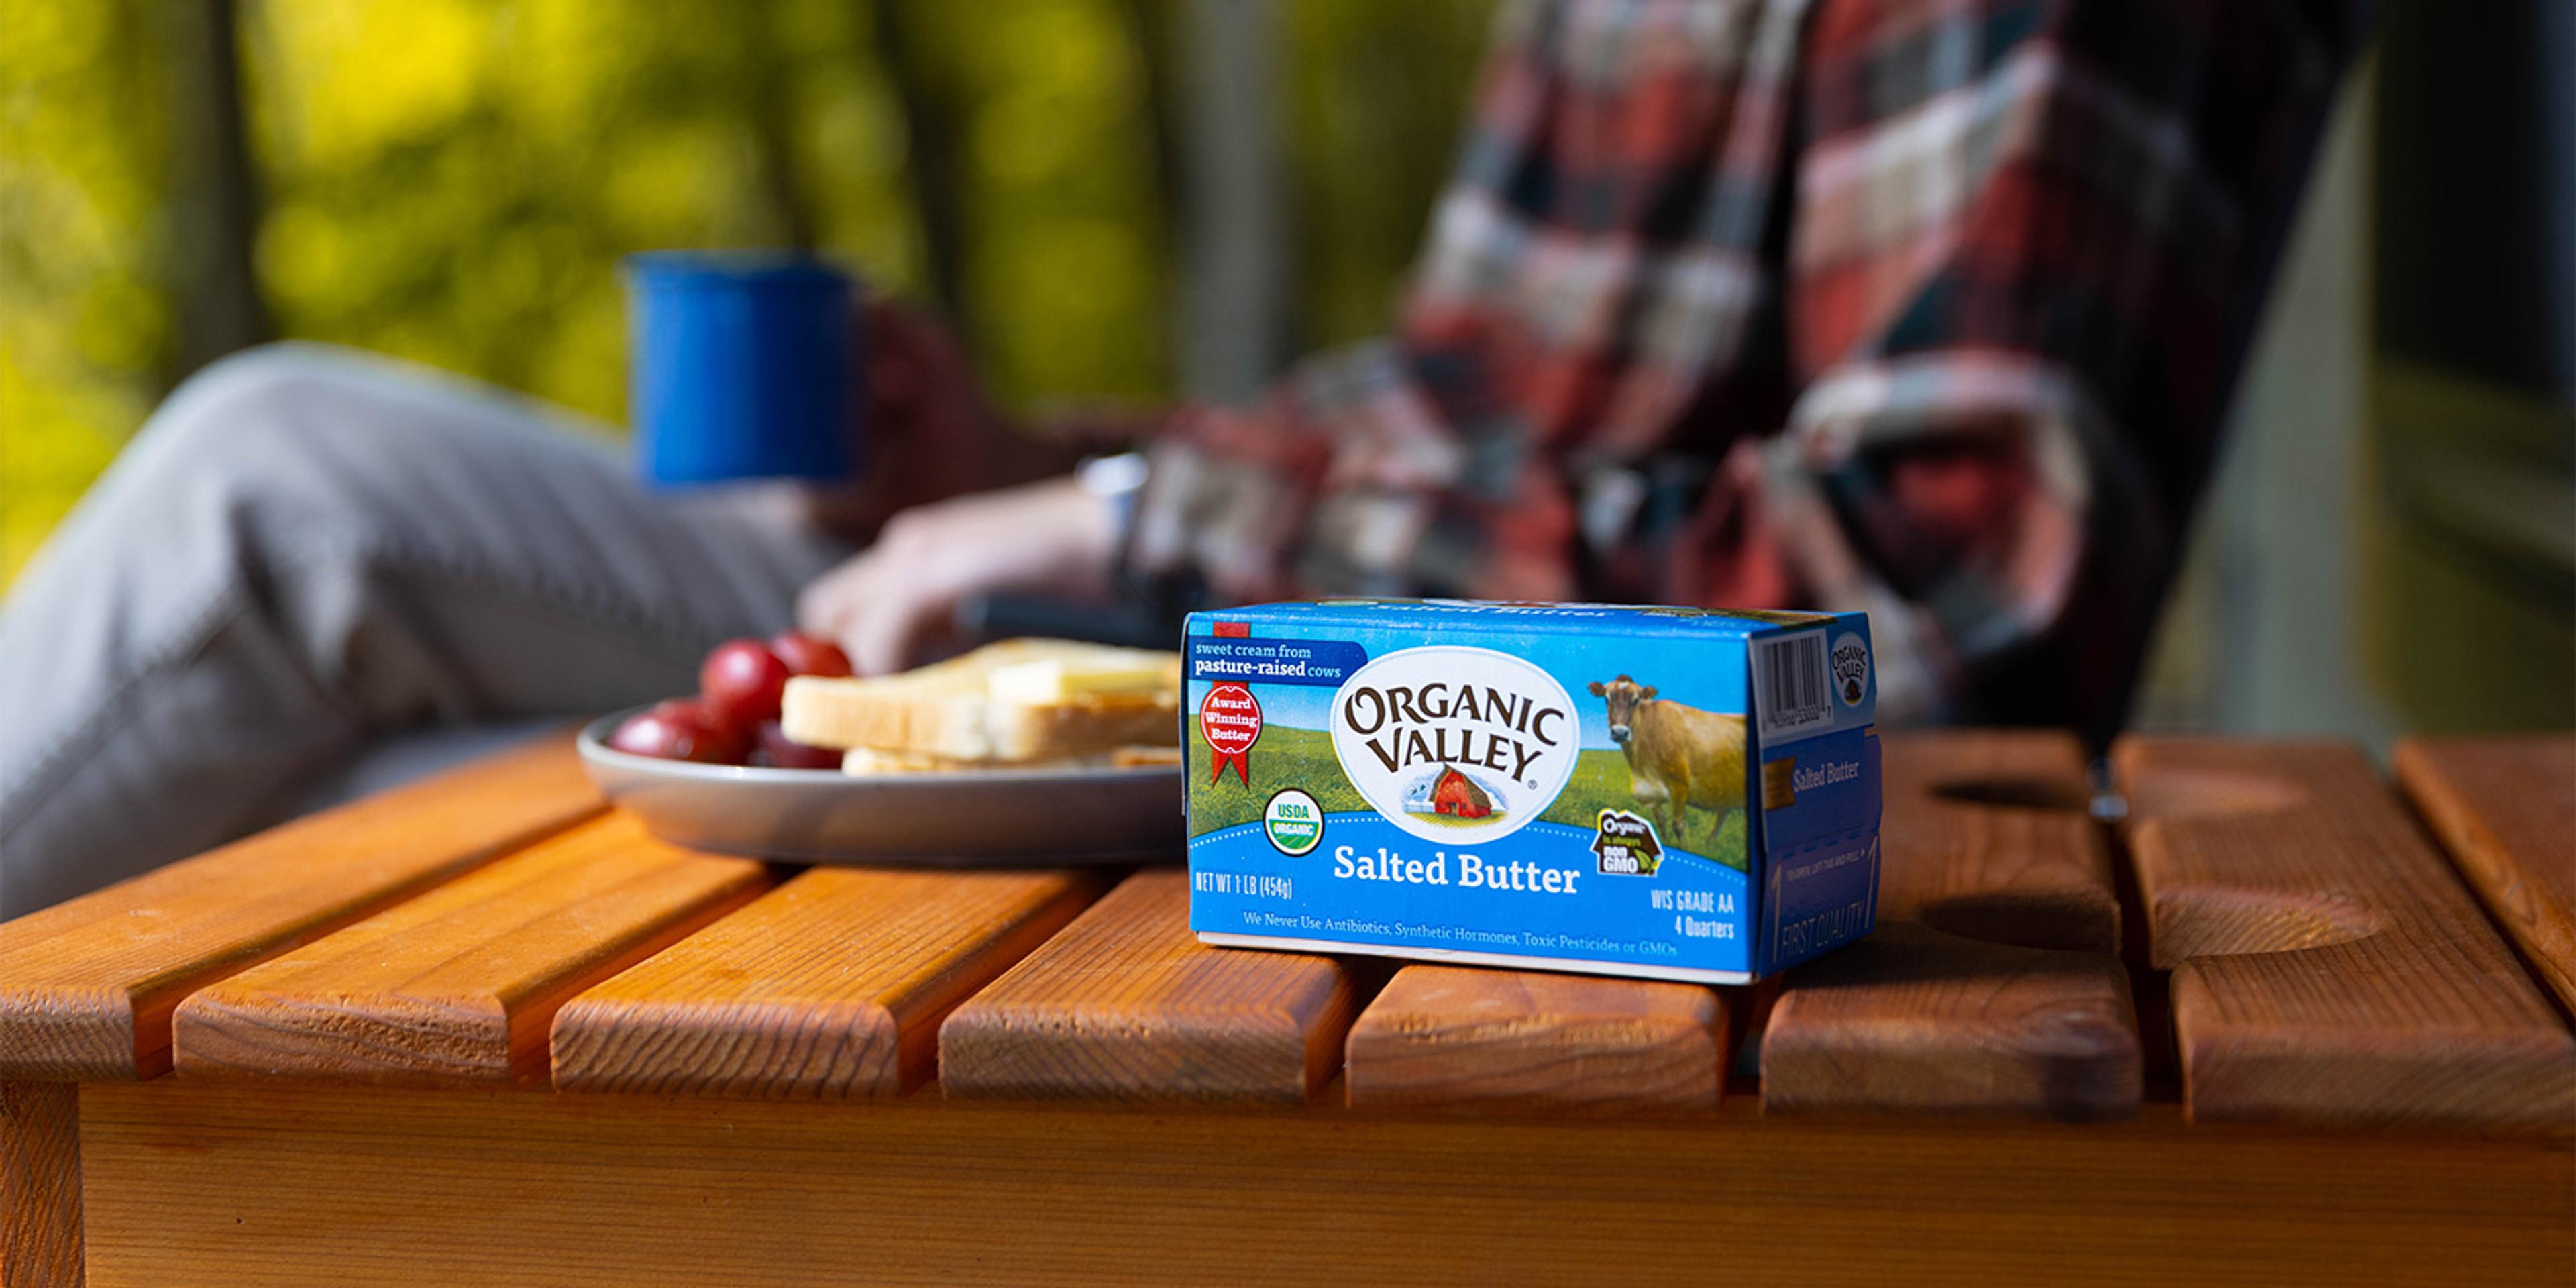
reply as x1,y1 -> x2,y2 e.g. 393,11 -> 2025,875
0,343 -> 845,916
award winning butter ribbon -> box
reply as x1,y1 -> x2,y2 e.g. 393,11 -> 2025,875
1201,682 -> 1260,785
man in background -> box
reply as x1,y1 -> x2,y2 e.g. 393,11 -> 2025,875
0,0 -> 2368,914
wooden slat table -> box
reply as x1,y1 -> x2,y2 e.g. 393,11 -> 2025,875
2396,735 -> 2576,1015
2118,739 -> 2573,1127
4,730 -> 2571,1287
1762,729 -> 2139,1118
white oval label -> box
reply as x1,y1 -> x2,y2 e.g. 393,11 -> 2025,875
1328,645 -> 1580,844
1831,630 -> 1871,707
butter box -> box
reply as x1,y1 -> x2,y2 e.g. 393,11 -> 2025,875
1184,600 -> 1882,984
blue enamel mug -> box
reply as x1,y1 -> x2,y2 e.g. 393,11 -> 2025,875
624,252 -> 859,487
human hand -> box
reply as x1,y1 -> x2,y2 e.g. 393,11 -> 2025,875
795,475 -> 1116,674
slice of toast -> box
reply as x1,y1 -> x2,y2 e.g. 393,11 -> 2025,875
839,744 -> 1183,775
782,638 -> 1181,764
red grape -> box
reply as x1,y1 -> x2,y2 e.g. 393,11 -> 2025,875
700,638 -> 790,725
769,631 -> 853,678
753,721 -> 841,770
609,698 -> 748,764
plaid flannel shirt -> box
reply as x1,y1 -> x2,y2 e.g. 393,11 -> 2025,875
1127,0 -> 2366,739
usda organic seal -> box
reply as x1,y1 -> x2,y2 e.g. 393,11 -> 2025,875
1263,788 -> 1324,855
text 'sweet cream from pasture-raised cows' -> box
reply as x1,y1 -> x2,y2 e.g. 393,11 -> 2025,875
1184,600 -> 1883,983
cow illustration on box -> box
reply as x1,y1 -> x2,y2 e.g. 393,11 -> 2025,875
1587,675 -> 1746,846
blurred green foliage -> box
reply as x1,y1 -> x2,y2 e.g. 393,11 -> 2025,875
0,0 -> 1491,584
3,1 -> 172,584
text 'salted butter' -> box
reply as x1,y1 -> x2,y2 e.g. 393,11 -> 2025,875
1183,599 -> 1884,984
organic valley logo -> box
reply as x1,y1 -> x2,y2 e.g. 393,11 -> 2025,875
1831,631 -> 1871,708
1328,646 -> 1580,844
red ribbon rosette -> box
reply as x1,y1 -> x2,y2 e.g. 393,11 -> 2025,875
1199,682 -> 1261,786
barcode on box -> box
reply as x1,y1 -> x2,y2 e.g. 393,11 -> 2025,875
1754,631 -> 1831,737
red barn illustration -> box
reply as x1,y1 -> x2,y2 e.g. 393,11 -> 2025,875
1430,767 -> 1494,818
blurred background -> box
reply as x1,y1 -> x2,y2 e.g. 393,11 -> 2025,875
3,0 -> 2570,744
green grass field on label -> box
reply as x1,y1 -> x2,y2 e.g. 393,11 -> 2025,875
1187,719 -> 1748,871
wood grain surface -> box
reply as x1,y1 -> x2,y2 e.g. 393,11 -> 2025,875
0,732 -> 599,1081
1867,731 -> 2117,952
1,1080 -> 80,1288
939,869 -> 1352,1102
170,814 -> 767,1087
1762,731 -> 2138,1119
551,867 -> 1103,1098
1344,966 -> 1731,1112
2395,735 -> 2576,1016
2117,737 -> 2576,1128
78,1079 -> 2576,1288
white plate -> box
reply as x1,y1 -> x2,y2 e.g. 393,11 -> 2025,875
578,708 -> 1183,864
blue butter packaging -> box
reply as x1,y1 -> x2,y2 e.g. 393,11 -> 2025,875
1184,600 -> 1882,984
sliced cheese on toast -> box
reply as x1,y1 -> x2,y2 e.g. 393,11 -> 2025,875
986,653 -> 1174,704
782,638 -> 1181,764
840,743 -> 1183,775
